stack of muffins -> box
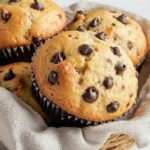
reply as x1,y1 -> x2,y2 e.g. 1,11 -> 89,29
0,1 -> 148,127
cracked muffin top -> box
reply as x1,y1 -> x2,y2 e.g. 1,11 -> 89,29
67,9 -> 147,66
0,0 -> 66,48
32,31 -> 138,122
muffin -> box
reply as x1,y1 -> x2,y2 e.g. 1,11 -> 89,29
0,0 -> 66,65
67,9 -> 147,67
32,31 -> 138,127
0,62 -> 50,125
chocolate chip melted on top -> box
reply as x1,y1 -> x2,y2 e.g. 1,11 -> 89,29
88,18 -> 100,28
82,87 -> 98,103
79,44 -> 93,56
51,52 -> 66,64
117,14 -> 128,25
3,69 -> 16,81
31,0 -> 44,11
48,70 -> 58,85
107,101 -> 120,113
95,32 -> 107,41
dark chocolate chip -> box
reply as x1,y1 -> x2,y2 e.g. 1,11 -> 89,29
127,41 -> 133,50
51,52 -> 66,64
115,62 -> 127,74
3,69 -> 15,81
95,32 -> 107,40
31,0 -> 44,11
32,37 -> 42,44
103,77 -> 114,89
117,14 -> 127,25
1,11 -> 11,22
76,10 -> 85,15
77,26 -> 86,32
79,44 -> 93,56
48,70 -> 58,85
9,0 -> 20,3
107,59 -> 113,65
82,87 -> 98,103
107,101 -> 119,113
88,18 -> 100,28
110,47 -> 121,56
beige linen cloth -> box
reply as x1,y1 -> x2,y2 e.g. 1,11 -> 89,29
1,1 -> 150,150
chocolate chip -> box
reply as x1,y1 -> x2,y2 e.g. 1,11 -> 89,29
3,69 -> 15,81
77,26 -> 86,32
48,70 -> 58,85
110,47 -> 121,56
95,32 -> 107,40
51,52 -> 66,64
31,0 -> 44,11
117,14 -> 127,25
76,11 -> 85,15
79,44 -> 93,56
115,62 -> 127,74
82,87 -> 98,103
103,77 -> 114,89
127,41 -> 133,50
9,0 -> 20,3
107,101 -> 119,113
88,18 -> 100,28
1,10 -> 11,22
107,59 -> 113,65
32,37 -> 42,44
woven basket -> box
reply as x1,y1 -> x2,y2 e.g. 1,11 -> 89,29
100,134 -> 135,150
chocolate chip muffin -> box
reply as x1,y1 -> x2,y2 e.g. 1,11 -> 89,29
32,31 -> 138,126
0,62 -> 50,125
0,0 -> 66,65
67,10 -> 147,66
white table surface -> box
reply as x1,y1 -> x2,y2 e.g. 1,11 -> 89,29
54,0 -> 150,150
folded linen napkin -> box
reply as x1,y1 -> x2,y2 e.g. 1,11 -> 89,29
0,76 -> 150,150
1,1 -> 150,150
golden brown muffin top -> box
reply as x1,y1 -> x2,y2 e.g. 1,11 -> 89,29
0,0 -> 66,48
33,31 -> 138,122
68,9 -> 147,66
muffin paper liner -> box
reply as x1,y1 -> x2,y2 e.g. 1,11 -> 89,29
0,41 -> 45,66
31,69 -> 135,127
136,58 -> 145,72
